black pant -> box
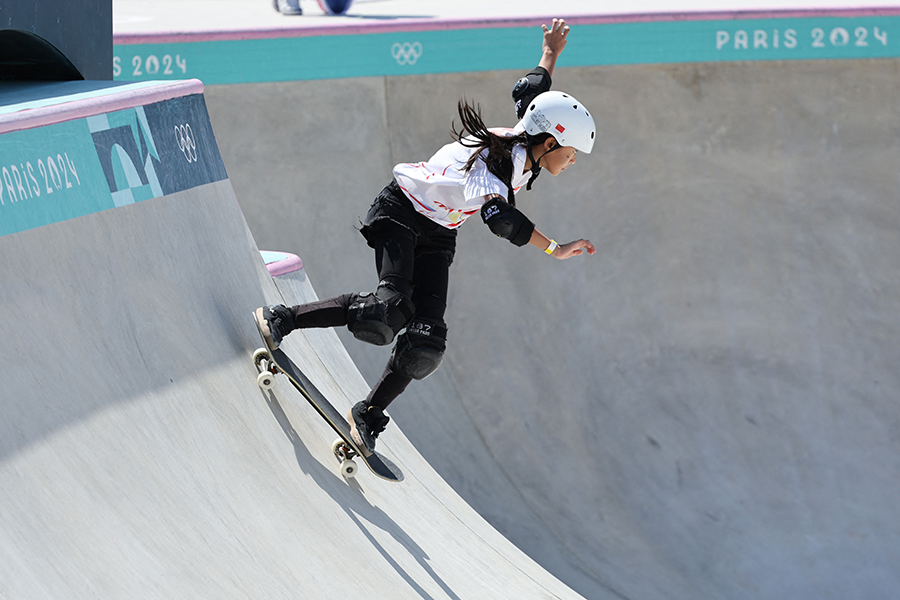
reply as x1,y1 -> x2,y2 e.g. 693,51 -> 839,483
290,180 -> 456,410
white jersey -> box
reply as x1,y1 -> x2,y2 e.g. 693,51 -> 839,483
392,129 -> 530,230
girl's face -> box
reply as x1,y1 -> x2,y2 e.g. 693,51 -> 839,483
541,141 -> 578,176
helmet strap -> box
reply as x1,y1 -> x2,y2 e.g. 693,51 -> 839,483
525,140 -> 561,191
525,144 -> 541,190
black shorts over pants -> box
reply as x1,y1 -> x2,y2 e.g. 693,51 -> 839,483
360,179 -> 457,325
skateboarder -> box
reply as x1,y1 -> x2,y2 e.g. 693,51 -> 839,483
256,19 -> 596,455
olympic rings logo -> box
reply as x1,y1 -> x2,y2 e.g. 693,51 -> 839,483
174,123 -> 198,163
391,42 -> 422,66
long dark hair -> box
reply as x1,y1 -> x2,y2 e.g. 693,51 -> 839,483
451,100 -> 550,207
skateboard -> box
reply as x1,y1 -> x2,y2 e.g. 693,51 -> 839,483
252,312 -> 404,482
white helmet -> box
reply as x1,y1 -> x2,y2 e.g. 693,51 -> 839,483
519,91 -> 595,154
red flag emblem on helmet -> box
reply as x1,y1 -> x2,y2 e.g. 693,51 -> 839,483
555,124 -> 566,134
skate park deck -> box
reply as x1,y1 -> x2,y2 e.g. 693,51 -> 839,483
2,1 -> 899,599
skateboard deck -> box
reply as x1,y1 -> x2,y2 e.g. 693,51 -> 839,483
252,311 -> 403,482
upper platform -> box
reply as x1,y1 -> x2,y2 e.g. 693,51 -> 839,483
113,0 -> 900,38
110,0 -> 900,85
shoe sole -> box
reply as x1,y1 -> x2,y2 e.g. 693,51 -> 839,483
346,409 -> 374,457
254,307 -> 280,349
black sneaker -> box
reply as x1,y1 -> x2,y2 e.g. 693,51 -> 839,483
255,305 -> 294,349
347,401 -> 389,456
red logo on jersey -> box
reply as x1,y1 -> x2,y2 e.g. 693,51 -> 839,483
555,124 -> 566,134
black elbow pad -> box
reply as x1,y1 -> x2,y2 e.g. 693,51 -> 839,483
481,198 -> 535,247
512,67 -> 552,119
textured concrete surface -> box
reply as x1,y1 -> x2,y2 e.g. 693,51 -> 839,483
208,58 -> 900,599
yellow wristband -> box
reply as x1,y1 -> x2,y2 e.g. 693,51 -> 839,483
545,240 -> 558,255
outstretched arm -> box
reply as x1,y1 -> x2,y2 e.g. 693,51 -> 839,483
528,227 -> 596,259
480,195 -> 594,258
512,19 -> 570,118
538,18 -> 570,78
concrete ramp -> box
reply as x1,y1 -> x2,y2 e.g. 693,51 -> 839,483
0,82 -> 585,599
209,58 -> 900,600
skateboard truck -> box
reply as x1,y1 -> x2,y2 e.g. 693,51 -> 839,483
253,347 -> 277,389
331,439 -> 359,478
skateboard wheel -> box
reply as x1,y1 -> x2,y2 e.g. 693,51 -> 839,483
340,459 -> 357,478
332,438 -> 344,456
257,370 -> 275,389
252,347 -> 269,365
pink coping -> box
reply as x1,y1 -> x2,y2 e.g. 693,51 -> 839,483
0,79 -> 205,135
261,251 -> 304,277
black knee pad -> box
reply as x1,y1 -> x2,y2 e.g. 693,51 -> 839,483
347,283 -> 415,346
390,318 -> 447,380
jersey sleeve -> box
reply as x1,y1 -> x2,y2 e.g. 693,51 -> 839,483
512,66 -> 552,119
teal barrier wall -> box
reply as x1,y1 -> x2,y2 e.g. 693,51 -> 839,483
0,93 -> 227,237
113,15 -> 899,85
